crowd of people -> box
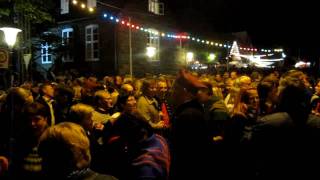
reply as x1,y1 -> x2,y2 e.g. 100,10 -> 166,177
0,68 -> 320,179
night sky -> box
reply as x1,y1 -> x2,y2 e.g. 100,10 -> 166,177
165,0 -> 319,59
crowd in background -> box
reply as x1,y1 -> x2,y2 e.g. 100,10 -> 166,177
1,67 -> 320,179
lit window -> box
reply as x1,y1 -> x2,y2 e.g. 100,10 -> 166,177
87,0 -> 96,8
41,42 -> 52,64
62,28 -> 74,62
61,0 -> 69,14
148,0 -> 164,15
85,24 -> 99,61
147,29 -> 160,61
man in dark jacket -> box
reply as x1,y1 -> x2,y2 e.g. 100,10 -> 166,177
170,69 -> 212,179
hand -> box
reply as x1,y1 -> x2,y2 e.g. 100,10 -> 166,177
154,121 -> 165,129
94,123 -> 104,131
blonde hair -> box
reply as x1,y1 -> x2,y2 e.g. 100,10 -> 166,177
69,103 -> 94,123
39,122 -> 91,170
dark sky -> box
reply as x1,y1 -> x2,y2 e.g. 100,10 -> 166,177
165,0 -> 319,59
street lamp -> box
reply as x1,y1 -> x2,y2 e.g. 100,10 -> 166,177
146,46 -> 156,58
186,52 -> 194,63
0,27 -> 22,48
0,27 -> 22,87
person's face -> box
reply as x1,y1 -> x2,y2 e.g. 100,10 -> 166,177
99,93 -> 113,109
315,82 -> 320,95
146,83 -> 157,97
197,90 -> 210,104
170,82 -> 189,107
25,91 -> 34,104
231,72 -> 237,80
225,80 -> 234,91
248,89 -> 259,110
82,112 -> 93,132
115,76 -> 122,86
215,75 -> 222,82
29,115 -> 48,137
240,79 -> 252,91
43,85 -> 55,98
158,82 -> 168,98
124,96 -> 137,113
223,72 -> 229,79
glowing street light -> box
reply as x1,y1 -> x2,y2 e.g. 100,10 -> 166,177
146,47 -> 156,58
88,7 -> 94,12
0,27 -> 22,48
208,53 -> 216,61
186,52 -> 194,63
0,26 -> 22,88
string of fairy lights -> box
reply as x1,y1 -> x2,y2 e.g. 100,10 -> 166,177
71,0 -> 284,53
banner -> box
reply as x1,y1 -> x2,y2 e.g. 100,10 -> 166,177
0,48 -> 9,69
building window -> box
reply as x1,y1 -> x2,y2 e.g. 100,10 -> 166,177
41,42 -> 52,64
61,0 -> 69,14
147,29 -> 160,61
148,0 -> 164,15
87,0 -> 96,8
62,28 -> 74,62
85,24 -> 99,61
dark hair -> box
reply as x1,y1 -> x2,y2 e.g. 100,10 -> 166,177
201,82 -> 213,96
39,83 -> 53,96
140,79 -> 156,95
257,75 -> 279,114
24,102 -> 50,119
56,86 -> 74,101
112,113 -> 153,143
278,75 -> 311,126
116,91 -> 134,111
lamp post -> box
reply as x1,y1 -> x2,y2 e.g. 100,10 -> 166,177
0,27 -> 22,87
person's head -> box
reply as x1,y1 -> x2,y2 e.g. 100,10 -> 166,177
6,87 -> 33,110
230,71 -> 238,80
117,92 -> 137,113
39,122 -> 91,179
94,90 -> 113,110
215,74 -> 223,82
69,104 -> 94,132
277,73 -> 311,125
257,75 -> 279,108
171,69 -> 207,107
121,83 -> 134,95
315,80 -> 320,96
158,80 -> 168,93
235,76 -> 252,91
282,70 -> 310,89
246,88 -> 259,111
111,113 -> 153,146
55,86 -> 74,105
225,78 -> 234,92
115,76 -> 123,87
157,80 -> 168,98
223,72 -> 229,79
24,102 -> 50,137
40,83 -> 55,99
141,79 -> 157,98
251,71 -> 262,82
196,82 -> 213,104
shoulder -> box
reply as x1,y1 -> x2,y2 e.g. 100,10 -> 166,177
93,174 -> 118,180
307,114 -> 320,129
258,112 -> 292,127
